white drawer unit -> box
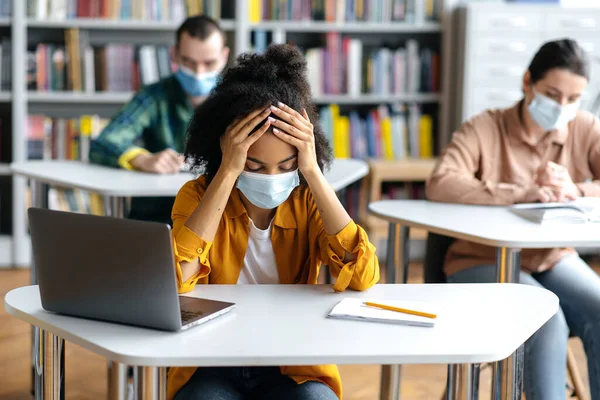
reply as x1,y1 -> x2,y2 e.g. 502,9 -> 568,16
451,3 -> 600,133
471,11 -> 542,33
546,12 -> 600,32
471,35 -> 542,63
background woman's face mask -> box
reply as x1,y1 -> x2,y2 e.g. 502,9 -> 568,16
236,170 -> 300,210
527,91 -> 580,131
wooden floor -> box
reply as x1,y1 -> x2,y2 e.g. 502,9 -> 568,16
0,264 -> 592,400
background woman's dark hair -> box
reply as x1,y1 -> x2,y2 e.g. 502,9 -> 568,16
528,38 -> 590,83
184,44 -> 333,180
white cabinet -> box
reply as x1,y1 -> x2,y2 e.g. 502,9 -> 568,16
452,3 -> 600,129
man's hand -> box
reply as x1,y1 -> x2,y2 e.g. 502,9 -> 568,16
130,149 -> 184,174
535,161 -> 581,201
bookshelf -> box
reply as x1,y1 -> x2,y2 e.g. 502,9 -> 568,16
27,91 -> 133,103
3,0 -> 456,267
249,21 -> 442,33
26,18 -> 237,30
313,93 -> 441,105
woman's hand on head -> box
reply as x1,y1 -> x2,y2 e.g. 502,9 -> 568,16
268,102 -> 319,175
219,107 -> 272,176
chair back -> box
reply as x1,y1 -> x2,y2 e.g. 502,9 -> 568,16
423,233 -> 455,283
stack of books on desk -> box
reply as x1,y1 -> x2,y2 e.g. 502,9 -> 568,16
511,198 -> 600,224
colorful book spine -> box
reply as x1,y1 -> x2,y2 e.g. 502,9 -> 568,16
320,103 -> 433,161
304,36 -> 439,96
256,0 -> 440,22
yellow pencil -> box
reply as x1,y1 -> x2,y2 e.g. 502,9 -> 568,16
363,301 -> 437,319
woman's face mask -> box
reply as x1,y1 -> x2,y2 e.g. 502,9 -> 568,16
236,170 -> 300,210
527,91 -> 580,131
175,65 -> 218,97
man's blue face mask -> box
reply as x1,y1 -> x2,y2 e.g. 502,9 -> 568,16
175,65 -> 218,97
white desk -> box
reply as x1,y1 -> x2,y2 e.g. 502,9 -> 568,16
10,158 -> 369,400
10,157 -> 367,199
369,199 -> 600,399
5,283 -> 558,400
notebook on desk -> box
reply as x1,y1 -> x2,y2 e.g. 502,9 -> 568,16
511,198 -> 600,224
328,298 -> 437,328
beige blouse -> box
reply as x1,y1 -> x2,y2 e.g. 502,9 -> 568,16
426,100 -> 600,276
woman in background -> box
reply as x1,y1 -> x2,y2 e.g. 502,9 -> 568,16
427,39 -> 600,399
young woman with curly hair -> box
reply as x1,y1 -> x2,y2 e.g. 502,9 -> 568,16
167,44 -> 380,400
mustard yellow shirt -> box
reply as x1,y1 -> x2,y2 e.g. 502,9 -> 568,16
167,176 -> 380,400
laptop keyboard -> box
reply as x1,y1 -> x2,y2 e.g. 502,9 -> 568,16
181,309 -> 204,324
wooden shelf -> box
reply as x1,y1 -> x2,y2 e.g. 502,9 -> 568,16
27,18 -> 236,30
250,21 -> 442,33
313,93 -> 441,104
368,158 -> 437,182
27,91 -> 133,103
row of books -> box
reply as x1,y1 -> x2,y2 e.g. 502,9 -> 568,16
319,103 -> 433,161
249,0 -> 440,23
25,113 -> 108,215
28,40 -> 173,92
303,35 -> 438,96
26,114 -> 108,161
27,0 -> 223,21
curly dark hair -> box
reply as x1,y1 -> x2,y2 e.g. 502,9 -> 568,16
184,44 -> 333,180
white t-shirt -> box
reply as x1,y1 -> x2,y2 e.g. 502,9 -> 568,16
236,218 -> 280,284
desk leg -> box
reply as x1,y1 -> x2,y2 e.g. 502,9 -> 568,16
136,367 -> 167,400
385,223 -> 409,284
103,196 -> 130,399
446,364 -> 480,400
108,362 -> 128,400
493,247 -> 523,400
35,329 -> 64,400
380,223 -> 407,400
492,345 -> 524,400
400,226 -> 410,284
104,196 -> 126,219
30,180 -> 53,398
380,364 -> 401,400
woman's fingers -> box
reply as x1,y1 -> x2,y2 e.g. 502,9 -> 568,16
234,108 -> 272,141
270,102 -> 311,129
229,107 -> 269,138
272,127 -> 303,148
244,122 -> 270,149
268,117 -> 310,141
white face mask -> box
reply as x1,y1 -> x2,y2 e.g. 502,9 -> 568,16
236,170 -> 300,210
527,91 -> 580,131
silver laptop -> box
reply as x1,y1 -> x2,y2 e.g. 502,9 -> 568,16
28,207 -> 236,332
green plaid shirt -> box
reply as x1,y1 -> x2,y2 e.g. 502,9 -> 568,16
89,75 -> 194,224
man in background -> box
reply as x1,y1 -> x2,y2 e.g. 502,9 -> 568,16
89,15 -> 229,224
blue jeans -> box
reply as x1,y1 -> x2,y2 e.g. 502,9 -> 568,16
447,254 -> 600,400
173,366 -> 338,400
